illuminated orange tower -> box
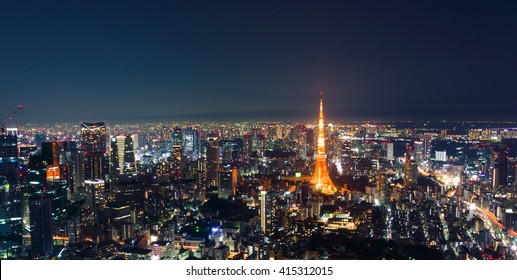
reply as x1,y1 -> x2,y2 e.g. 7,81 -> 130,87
310,92 -> 337,194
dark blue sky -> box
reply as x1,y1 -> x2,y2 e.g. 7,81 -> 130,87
1,1 -> 516,123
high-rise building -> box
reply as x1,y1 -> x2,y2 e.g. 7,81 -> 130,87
243,134 -> 253,160
232,167 -> 238,195
220,140 -> 240,165
217,170 -> 233,199
310,93 -> 337,194
196,157 -> 207,187
206,137 -> 220,184
71,151 -> 85,198
260,191 -> 269,234
81,122 -> 108,181
29,196 -> 53,256
0,134 -> 18,185
492,145 -> 509,186
183,127 -> 199,160
59,142 -> 83,198
422,135 -> 432,160
306,128 -> 315,157
110,135 -> 137,176
403,147 -> 417,188
414,141 -> 424,164
34,134 -> 46,151
81,122 -> 107,153
172,128 -> 182,146
84,152 -> 108,181
386,142 -> 394,161
84,179 -> 107,223
297,125 -> 308,159
41,142 -> 60,166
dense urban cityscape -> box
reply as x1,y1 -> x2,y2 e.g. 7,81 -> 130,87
1,1 -> 516,269
1,95 -> 516,260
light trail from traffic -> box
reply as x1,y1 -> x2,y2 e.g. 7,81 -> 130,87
463,202 -> 517,238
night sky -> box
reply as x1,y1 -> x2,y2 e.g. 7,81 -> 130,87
1,1 -> 516,123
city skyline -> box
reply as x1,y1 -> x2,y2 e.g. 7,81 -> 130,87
1,1 -> 516,123
1,1 -> 517,263
2,91 -> 517,260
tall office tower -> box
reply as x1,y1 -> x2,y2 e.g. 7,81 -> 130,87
233,167 -> 238,195
297,125 -> 308,159
70,151 -> 84,198
41,142 -> 60,166
422,135 -> 432,160
196,158 -> 207,187
81,122 -> 107,153
414,141 -> 424,164
217,170 -> 233,199
222,146 -> 232,165
386,142 -> 394,160
310,93 -> 337,194
131,134 -> 139,152
183,127 -> 199,160
259,191 -> 269,234
0,134 -> 18,185
84,179 -> 107,224
172,127 -> 182,146
403,147 -> 411,188
29,196 -> 53,256
306,128 -> 315,156
403,146 -> 417,188
243,134 -> 253,160
220,140 -> 239,164
206,138 -> 220,184
84,152 -> 108,180
59,141 -> 82,197
166,127 -> 182,180
27,155 -> 47,193
34,134 -> 46,151
110,135 -> 136,176
81,122 -> 108,181
170,146 -> 182,180
492,145 -> 509,187
256,134 -> 265,158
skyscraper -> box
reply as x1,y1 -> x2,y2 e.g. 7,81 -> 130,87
260,191 -> 269,234
110,134 -> 137,176
492,145 -> 509,187
414,141 -> 424,164
183,127 -> 199,160
403,146 -> 417,188
206,137 -> 220,185
0,134 -> 18,185
217,170 -> 233,199
81,122 -> 108,181
167,127 -> 183,181
243,134 -> 253,160
80,122 -> 107,153
386,142 -> 394,161
41,142 -> 60,166
310,93 -> 337,194
29,196 -> 53,256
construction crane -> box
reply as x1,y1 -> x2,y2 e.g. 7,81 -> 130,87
0,105 -> 24,134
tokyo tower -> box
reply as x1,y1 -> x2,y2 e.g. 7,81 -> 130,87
310,92 -> 337,194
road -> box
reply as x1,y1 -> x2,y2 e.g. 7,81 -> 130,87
464,202 -> 517,238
